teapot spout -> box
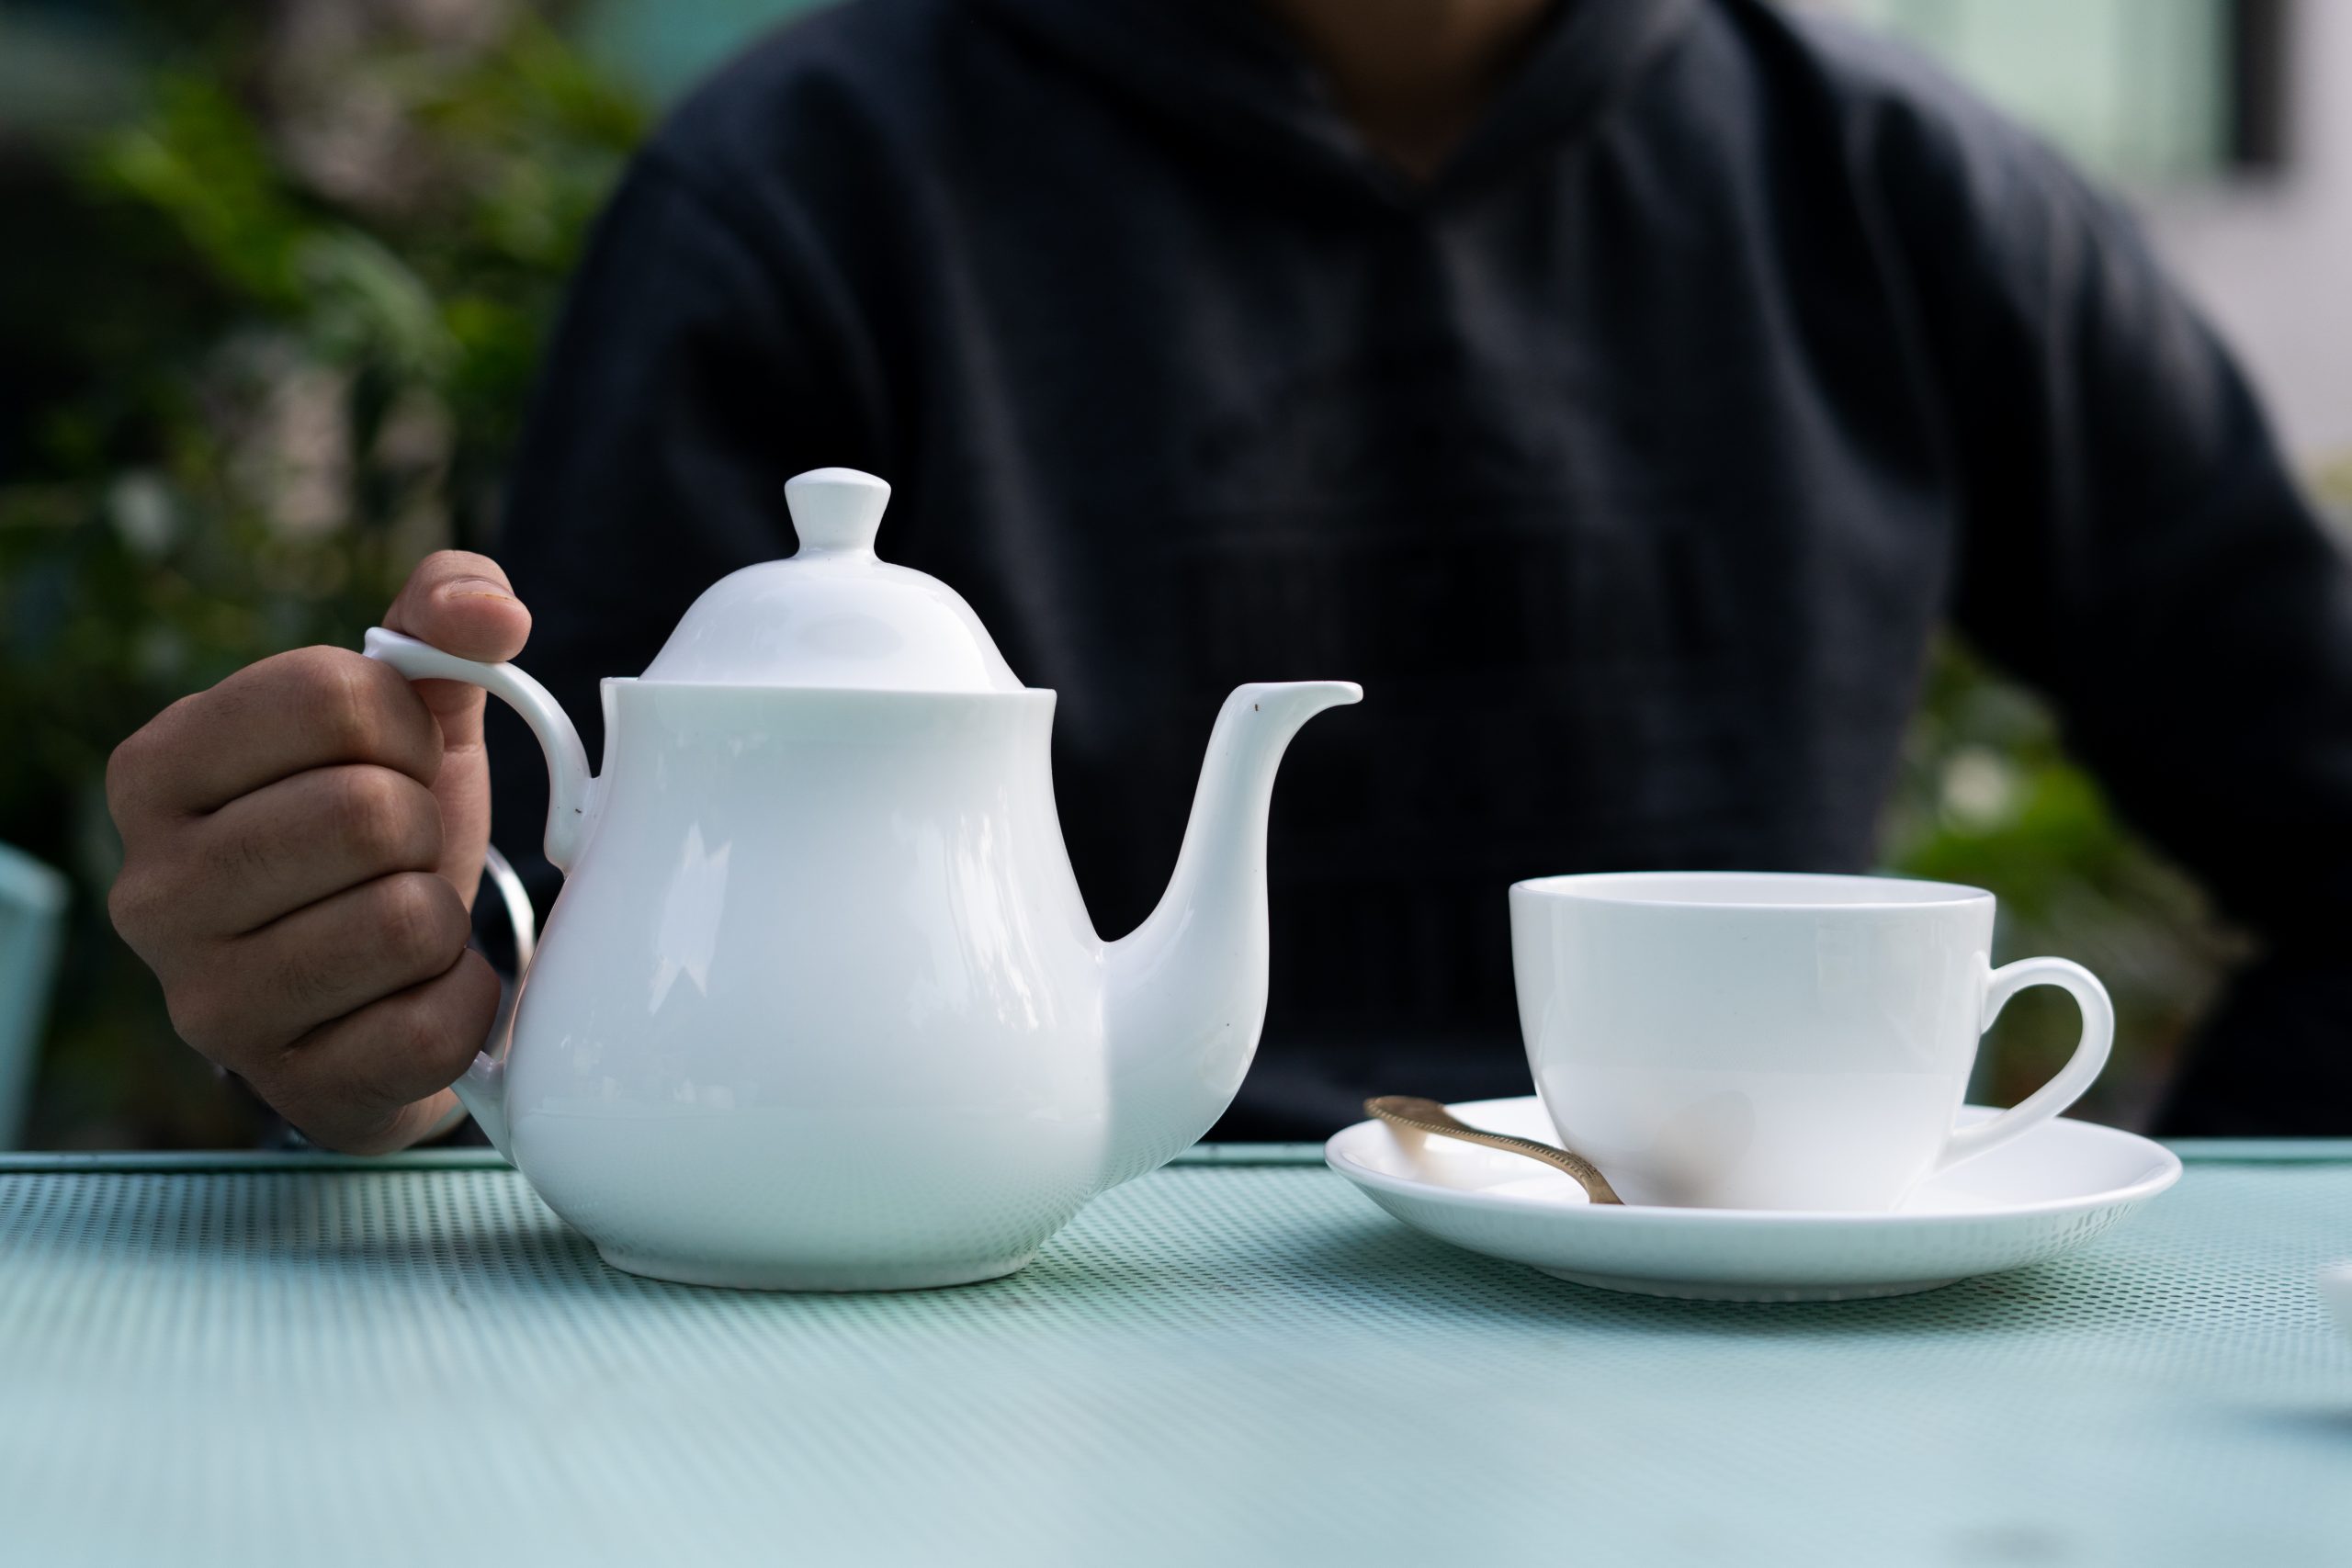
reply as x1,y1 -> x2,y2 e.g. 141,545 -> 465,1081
1099,680 -> 1361,1188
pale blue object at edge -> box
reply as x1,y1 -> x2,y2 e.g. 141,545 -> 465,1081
0,842 -> 68,1148
0,1143 -> 2346,1567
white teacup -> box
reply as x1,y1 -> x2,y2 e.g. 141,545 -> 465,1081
1509,872 -> 2113,1212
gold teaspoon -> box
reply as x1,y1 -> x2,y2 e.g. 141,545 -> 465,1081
1365,1096 -> 1623,1205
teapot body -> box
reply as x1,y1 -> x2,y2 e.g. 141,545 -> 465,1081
358,464 -> 1359,1291
508,679 -> 1112,1289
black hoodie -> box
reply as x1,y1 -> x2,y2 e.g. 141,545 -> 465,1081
491,0 -> 2352,1136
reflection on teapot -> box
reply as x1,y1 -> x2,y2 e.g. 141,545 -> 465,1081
366,468 -> 1359,1289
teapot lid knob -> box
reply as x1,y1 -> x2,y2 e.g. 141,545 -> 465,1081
785,468 -> 891,558
640,463 -> 1023,691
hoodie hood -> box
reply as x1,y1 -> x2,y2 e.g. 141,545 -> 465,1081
974,0 -> 1698,201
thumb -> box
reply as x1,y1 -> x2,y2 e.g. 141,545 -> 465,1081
381,551 -> 534,750
381,550 -> 533,911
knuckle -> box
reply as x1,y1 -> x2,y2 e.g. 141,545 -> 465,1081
164,981 -> 235,1059
103,728 -> 150,814
108,860 -> 197,957
386,969 -> 496,1092
332,768 -> 432,864
105,696 -> 193,819
354,1026 -> 434,1112
339,1000 -> 457,1117
107,870 -> 156,943
288,649 -> 392,761
378,874 -> 467,974
394,995 -> 472,1080
424,957 -> 499,1072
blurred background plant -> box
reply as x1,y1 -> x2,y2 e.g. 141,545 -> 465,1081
0,0 -> 645,1144
0,0 -> 2340,1145
1881,649 -> 2248,1127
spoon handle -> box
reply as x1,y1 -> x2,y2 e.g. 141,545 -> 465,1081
1364,1096 -> 1623,1205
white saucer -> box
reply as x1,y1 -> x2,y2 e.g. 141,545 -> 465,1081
1325,1096 -> 2181,1302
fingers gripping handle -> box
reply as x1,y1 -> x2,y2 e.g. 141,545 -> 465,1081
1937,956 -> 2115,1172
362,627 -> 595,874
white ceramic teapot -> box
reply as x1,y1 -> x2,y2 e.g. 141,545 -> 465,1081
365,468 -> 1358,1289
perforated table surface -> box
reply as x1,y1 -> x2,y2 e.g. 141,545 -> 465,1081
1,1143 -> 2346,1567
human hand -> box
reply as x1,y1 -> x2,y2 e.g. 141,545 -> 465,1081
107,553 -> 531,1151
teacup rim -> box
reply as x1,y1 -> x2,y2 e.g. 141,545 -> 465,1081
1510,869 -> 1993,911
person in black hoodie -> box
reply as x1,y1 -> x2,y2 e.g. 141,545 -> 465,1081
106,0 -> 2352,1152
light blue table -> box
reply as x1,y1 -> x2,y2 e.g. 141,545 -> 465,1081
1,1142 -> 2346,1567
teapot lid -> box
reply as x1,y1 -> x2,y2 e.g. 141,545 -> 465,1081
638,468 -> 1024,692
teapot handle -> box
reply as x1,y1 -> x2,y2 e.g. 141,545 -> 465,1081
362,627 -> 596,873
362,626 -> 594,1161
423,840 -> 536,1162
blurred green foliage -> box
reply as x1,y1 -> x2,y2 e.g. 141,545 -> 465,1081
1890,457 -> 2349,1119
0,5 -> 643,1145
1881,648 -> 2245,1124
0,2 -> 2324,1145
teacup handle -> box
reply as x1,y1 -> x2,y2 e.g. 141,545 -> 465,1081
1938,957 -> 2114,1172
